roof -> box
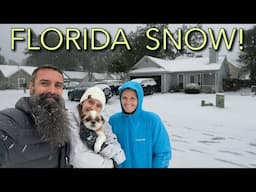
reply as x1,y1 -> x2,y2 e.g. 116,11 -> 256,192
0,65 -> 69,79
0,65 -> 21,77
63,71 -> 87,80
129,55 -> 226,74
0,65 -> 39,77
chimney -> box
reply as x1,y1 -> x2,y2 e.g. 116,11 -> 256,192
209,47 -> 218,63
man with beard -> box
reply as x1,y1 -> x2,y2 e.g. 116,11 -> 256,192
0,66 -> 72,168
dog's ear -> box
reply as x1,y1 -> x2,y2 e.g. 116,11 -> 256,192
101,115 -> 105,124
77,104 -> 83,121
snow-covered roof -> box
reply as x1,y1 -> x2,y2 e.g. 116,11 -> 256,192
105,72 -> 124,80
0,65 -> 21,77
130,55 -> 226,74
63,71 -> 87,80
129,67 -> 165,74
19,66 -> 37,75
0,65 -> 41,77
93,72 -> 107,80
0,65 -> 69,79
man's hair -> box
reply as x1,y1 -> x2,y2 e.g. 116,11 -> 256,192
31,65 -> 64,83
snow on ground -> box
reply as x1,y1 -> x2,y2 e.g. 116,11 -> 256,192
1,88 -> 256,168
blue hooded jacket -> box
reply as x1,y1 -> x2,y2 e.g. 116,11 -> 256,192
109,81 -> 171,168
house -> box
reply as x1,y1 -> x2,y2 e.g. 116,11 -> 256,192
128,49 -> 231,93
0,65 -> 37,89
63,70 -> 87,88
80,72 -> 124,83
0,65 -> 70,89
0,64 -> 125,89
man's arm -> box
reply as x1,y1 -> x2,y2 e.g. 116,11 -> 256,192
0,131 -> 9,167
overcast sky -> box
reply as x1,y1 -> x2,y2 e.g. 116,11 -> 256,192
0,23 -> 255,64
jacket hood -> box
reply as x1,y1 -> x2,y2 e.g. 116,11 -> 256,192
118,81 -> 144,116
15,97 -> 33,115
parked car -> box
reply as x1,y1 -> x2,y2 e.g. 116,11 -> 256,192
102,80 -> 123,95
131,78 -> 157,95
63,81 -> 80,89
67,82 -> 113,103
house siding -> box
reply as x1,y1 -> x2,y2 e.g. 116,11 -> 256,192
7,70 -> 31,89
0,71 -> 8,89
128,54 -> 231,93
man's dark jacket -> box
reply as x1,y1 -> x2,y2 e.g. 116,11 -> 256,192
0,97 -> 71,168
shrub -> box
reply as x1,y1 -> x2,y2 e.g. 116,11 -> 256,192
184,83 -> 201,94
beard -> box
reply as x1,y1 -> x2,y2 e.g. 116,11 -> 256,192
29,93 -> 69,147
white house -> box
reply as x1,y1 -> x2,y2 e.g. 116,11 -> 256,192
0,65 -> 69,89
128,49 -> 231,93
0,65 -> 37,89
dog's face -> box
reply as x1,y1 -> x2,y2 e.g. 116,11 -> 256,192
81,110 -> 105,131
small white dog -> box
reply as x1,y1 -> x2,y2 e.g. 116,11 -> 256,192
81,110 -> 106,153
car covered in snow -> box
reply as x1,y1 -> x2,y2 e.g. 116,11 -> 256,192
67,81 -> 113,103
131,78 -> 157,95
102,80 -> 123,95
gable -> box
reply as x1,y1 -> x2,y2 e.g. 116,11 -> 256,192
130,55 -> 226,74
131,56 -> 164,70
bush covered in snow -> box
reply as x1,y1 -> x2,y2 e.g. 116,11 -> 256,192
184,83 -> 201,94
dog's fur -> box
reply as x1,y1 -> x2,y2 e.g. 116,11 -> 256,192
80,109 -> 106,153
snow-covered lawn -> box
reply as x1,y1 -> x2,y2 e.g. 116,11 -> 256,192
1,88 -> 256,168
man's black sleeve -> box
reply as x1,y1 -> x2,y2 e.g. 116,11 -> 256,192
0,131 -> 8,167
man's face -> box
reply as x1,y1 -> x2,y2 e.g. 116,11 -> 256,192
28,68 -> 68,146
29,68 -> 64,96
